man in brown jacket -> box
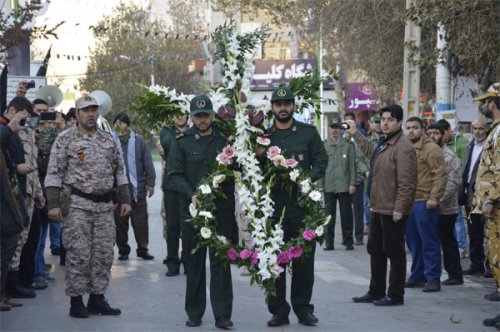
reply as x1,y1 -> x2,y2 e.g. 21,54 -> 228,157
404,117 -> 447,293
348,104 -> 417,306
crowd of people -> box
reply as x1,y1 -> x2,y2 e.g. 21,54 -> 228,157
0,82 -> 499,330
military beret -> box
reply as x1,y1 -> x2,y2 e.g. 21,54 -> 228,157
271,86 -> 295,102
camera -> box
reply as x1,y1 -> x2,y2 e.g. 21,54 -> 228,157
24,116 -> 40,128
340,122 -> 350,130
40,112 -> 56,121
22,80 -> 36,89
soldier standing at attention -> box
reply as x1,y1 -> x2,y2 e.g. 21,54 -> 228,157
45,95 -> 131,318
266,86 -> 327,327
168,96 -> 237,329
161,114 -> 189,276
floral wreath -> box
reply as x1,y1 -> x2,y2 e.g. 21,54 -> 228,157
131,22 -> 333,298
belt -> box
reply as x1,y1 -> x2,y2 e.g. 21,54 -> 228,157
71,186 -> 113,203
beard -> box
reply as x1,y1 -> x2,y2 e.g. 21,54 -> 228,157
194,123 -> 211,133
409,136 -> 420,143
479,107 -> 493,119
273,110 -> 294,123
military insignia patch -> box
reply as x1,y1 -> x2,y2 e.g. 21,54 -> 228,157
277,89 -> 287,97
98,135 -> 107,143
196,99 -> 206,108
77,151 -> 85,161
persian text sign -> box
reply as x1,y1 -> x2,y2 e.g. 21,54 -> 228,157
251,59 -> 333,91
345,83 -> 379,111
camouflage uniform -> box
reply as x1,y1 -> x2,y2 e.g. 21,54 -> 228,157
45,126 -> 128,296
472,118 -> 500,290
8,128 -> 43,271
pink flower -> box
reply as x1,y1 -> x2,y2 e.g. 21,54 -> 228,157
273,155 -> 286,167
217,153 -> 231,165
277,251 -> 292,265
251,250 -> 260,266
289,246 -> 303,259
239,248 -> 252,260
256,136 -> 271,146
302,229 -> 317,241
278,266 -> 285,275
285,158 -> 298,168
223,146 -> 236,158
227,248 -> 238,262
267,146 -> 281,160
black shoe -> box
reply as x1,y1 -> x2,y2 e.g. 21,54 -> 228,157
215,316 -> 233,329
463,268 -> 483,276
137,252 -> 154,260
7,284 -> 36,298
298,312 -> 319,326
118,254 -> 129,261
186,318 -> 202,327
373,296 -> 404,306
483,270 -> 493,278
484,292 -> 500,302
484,315 -> 500,327
267,315 -> 289,327
345,245 -> 354,250
163,258 -> 168,265
165,269 -> 180,277
441,277 -> 464,285
69,296 -> 90,318
352,293 -> 383,303
87,294 -> 121,315
404,280 -> 426,288
422,282 -> 441,292
51,248 -> 61,256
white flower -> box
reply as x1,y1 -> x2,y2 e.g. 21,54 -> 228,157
324,215 -> 332,226
212,174 -> 226,188
189,203 -> 198,217
199,211 -> 213,219
200,227 -> 212,239
308,190 -> 322,202
315,225 -> 324,237
216,235 -> 228,244
199,184 -> 212,195
300,179 -> 311,194
289,169 -> 300,182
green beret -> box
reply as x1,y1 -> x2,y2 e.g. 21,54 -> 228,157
271,86 -> 295,102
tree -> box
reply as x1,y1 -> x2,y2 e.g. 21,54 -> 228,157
406,0 -> 500,91
78,2 -> 204,129
0,0 -> 63,64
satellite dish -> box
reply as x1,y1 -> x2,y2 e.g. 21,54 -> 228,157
35,85 -> 63,108
90,90 -> 112,116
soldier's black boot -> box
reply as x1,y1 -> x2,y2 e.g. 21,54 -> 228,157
87,294 -> 121,315
69,296 -> 90,318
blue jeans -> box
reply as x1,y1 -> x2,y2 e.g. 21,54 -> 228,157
406,201 -> 442,284
363,191 -> 371,226
49,222 -> 61,251
454,208 -> 467,251
35,223 -> 48,274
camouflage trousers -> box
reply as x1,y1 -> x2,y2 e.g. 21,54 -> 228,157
62,207 -> 115,297
485,211 -> 500,291
8,196 -> 34,271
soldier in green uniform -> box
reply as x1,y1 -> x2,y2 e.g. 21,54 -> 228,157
266,86 -> 328,327
160,114 -> 188,276
168,95 -> 237,329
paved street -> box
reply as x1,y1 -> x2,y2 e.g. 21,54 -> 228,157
1,161 -> 497,331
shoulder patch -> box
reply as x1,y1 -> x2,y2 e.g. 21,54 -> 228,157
176,132 -> 185,139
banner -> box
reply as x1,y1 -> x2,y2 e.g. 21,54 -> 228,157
344,83 -> 379,111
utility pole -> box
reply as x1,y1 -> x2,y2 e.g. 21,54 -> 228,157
435,24 -> 454,121
402,0 -> 421,120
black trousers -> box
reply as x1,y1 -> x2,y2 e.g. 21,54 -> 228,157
324,192 -> 354,247
438,214 -> 463,278
1,233 -> 19,294
352,182 -> 365,243
165,189 -> 182,271
115,199 -> 149,256
465,207 -> 486,272
367,213 -> 407,302
18,207 -> 41,287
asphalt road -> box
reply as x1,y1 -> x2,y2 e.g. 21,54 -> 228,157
1,161 -> 497,332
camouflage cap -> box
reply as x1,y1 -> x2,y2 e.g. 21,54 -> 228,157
271,86 -> 295,102
370,114 -> 381,123
190,95 -> 214,115
474,82 -> 500,101
75,95 -> 98,110
329,118 -> 342,127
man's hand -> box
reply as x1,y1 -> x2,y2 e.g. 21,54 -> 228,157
426,199 -> 438,209
16,82 -> 27,97
191,195 -> 200,208
16,163 -> 36,175
120,203 -> 132,217
393,211 -> 403,222
146,186 -> 155,197
7,111 -> 29,132
482,202 -> 494,219
345,119 -> 357,135
48,207 -> 63,221
35,195 -> 46,209
348,185 -> 356,195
